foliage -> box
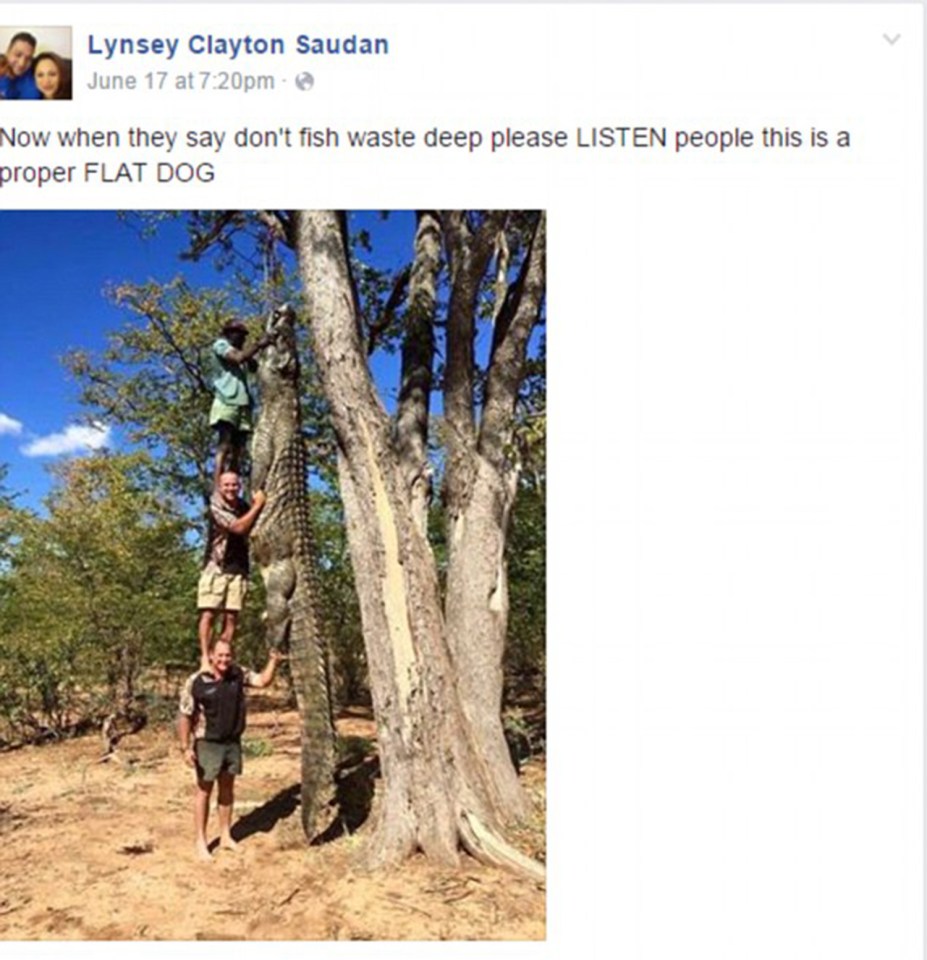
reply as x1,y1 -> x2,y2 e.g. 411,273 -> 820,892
0,464 -> 19,568
506,333 -> 546,695
0,453 -> 196,743
502,707 -> 546,765
242,737 -> 273,758
311,488 -> 367,706
506,471 -> 546,697
63,279 -> 236,507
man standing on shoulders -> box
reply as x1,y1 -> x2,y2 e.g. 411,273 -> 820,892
178,639 -> 285,862
209,319 -> 271,484
198,471 -> 266,668
0,33 -> 40,99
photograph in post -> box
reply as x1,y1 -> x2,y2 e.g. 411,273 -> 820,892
0,26 -> 72,101
0,210 -> 546,941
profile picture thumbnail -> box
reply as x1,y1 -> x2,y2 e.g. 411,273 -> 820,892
0,26 -> 72,101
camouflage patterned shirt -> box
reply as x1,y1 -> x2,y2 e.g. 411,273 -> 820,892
202,492 -> 251,576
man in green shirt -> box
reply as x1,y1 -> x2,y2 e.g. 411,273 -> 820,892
209,319 -> 271,485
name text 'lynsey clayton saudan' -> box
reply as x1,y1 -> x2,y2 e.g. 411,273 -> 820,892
87,34 -> 390,60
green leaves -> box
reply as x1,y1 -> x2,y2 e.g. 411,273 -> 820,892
0,453 -> 196,743
63,278 -> 237,506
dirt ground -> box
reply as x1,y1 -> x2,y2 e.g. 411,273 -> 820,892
0,696 -> 546,941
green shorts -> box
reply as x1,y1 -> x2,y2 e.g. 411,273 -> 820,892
209,397 -> 252,433
195,739 -> 242,782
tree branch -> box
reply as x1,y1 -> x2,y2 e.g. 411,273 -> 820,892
367,264 -> 411,356
181,212 -> 244,261
395,212 -> 441,531
480,212 -> 546,470
147,312 -> 211,395
442,211 -> 509,509
256,210 -> 294,250
442,214 -> 504,419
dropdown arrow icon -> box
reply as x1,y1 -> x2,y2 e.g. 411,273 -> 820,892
883,33 -> 901,45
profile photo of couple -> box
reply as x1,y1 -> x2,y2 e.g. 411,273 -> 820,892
0,27 -> 72,101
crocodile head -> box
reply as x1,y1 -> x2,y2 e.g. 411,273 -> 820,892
267,303 -> 296,337
259,303 -> 299,384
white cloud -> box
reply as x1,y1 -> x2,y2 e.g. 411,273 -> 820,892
0,413 -> 23,436
21,423 -> 112,457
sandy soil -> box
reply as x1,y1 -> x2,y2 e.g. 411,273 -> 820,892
0,696 -> 545,941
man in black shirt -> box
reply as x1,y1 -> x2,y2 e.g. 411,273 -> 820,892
178,638 -> 284,861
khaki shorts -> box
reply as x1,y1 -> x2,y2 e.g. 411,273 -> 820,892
195,740 -> 242,782
197,569 -> 248,611
209,397 -> 252,432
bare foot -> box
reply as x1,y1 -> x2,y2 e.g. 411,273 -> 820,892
219,836 -> 240,852
199,658 -> 210,674
196,844 -> 213,863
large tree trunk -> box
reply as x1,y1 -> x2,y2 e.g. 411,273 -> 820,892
293,211 -> 539,873
444,460 -> 525,817
442,212 -> 546,823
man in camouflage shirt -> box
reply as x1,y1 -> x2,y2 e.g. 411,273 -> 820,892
197,471 -> 266,667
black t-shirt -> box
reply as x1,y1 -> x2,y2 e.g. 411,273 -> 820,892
189,665 -> 249,742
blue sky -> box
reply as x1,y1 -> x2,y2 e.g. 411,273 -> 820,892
0,211 -> 418,512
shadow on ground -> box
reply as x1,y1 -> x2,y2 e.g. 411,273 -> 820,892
227,734 -> 381,848
313,737 -> 380,846
231,783 -> 301,842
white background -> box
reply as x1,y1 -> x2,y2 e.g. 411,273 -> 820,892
3,4 -> 924,959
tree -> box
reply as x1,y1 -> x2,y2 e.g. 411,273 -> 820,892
440,211 -> 547,821
289,211 -> 546,870
0,454 -> 194,741
65,280 -> 236,506
0,464 -> 18,565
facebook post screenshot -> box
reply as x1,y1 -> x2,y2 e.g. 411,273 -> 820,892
0,1 -> 923,957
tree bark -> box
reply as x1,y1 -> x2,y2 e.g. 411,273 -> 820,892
442,212 -> 546,822
441,212 -> 508,526
292,211 -> 537,871
395,211 -> 441,537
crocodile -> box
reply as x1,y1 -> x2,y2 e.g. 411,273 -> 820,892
250,303 -> 334,838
